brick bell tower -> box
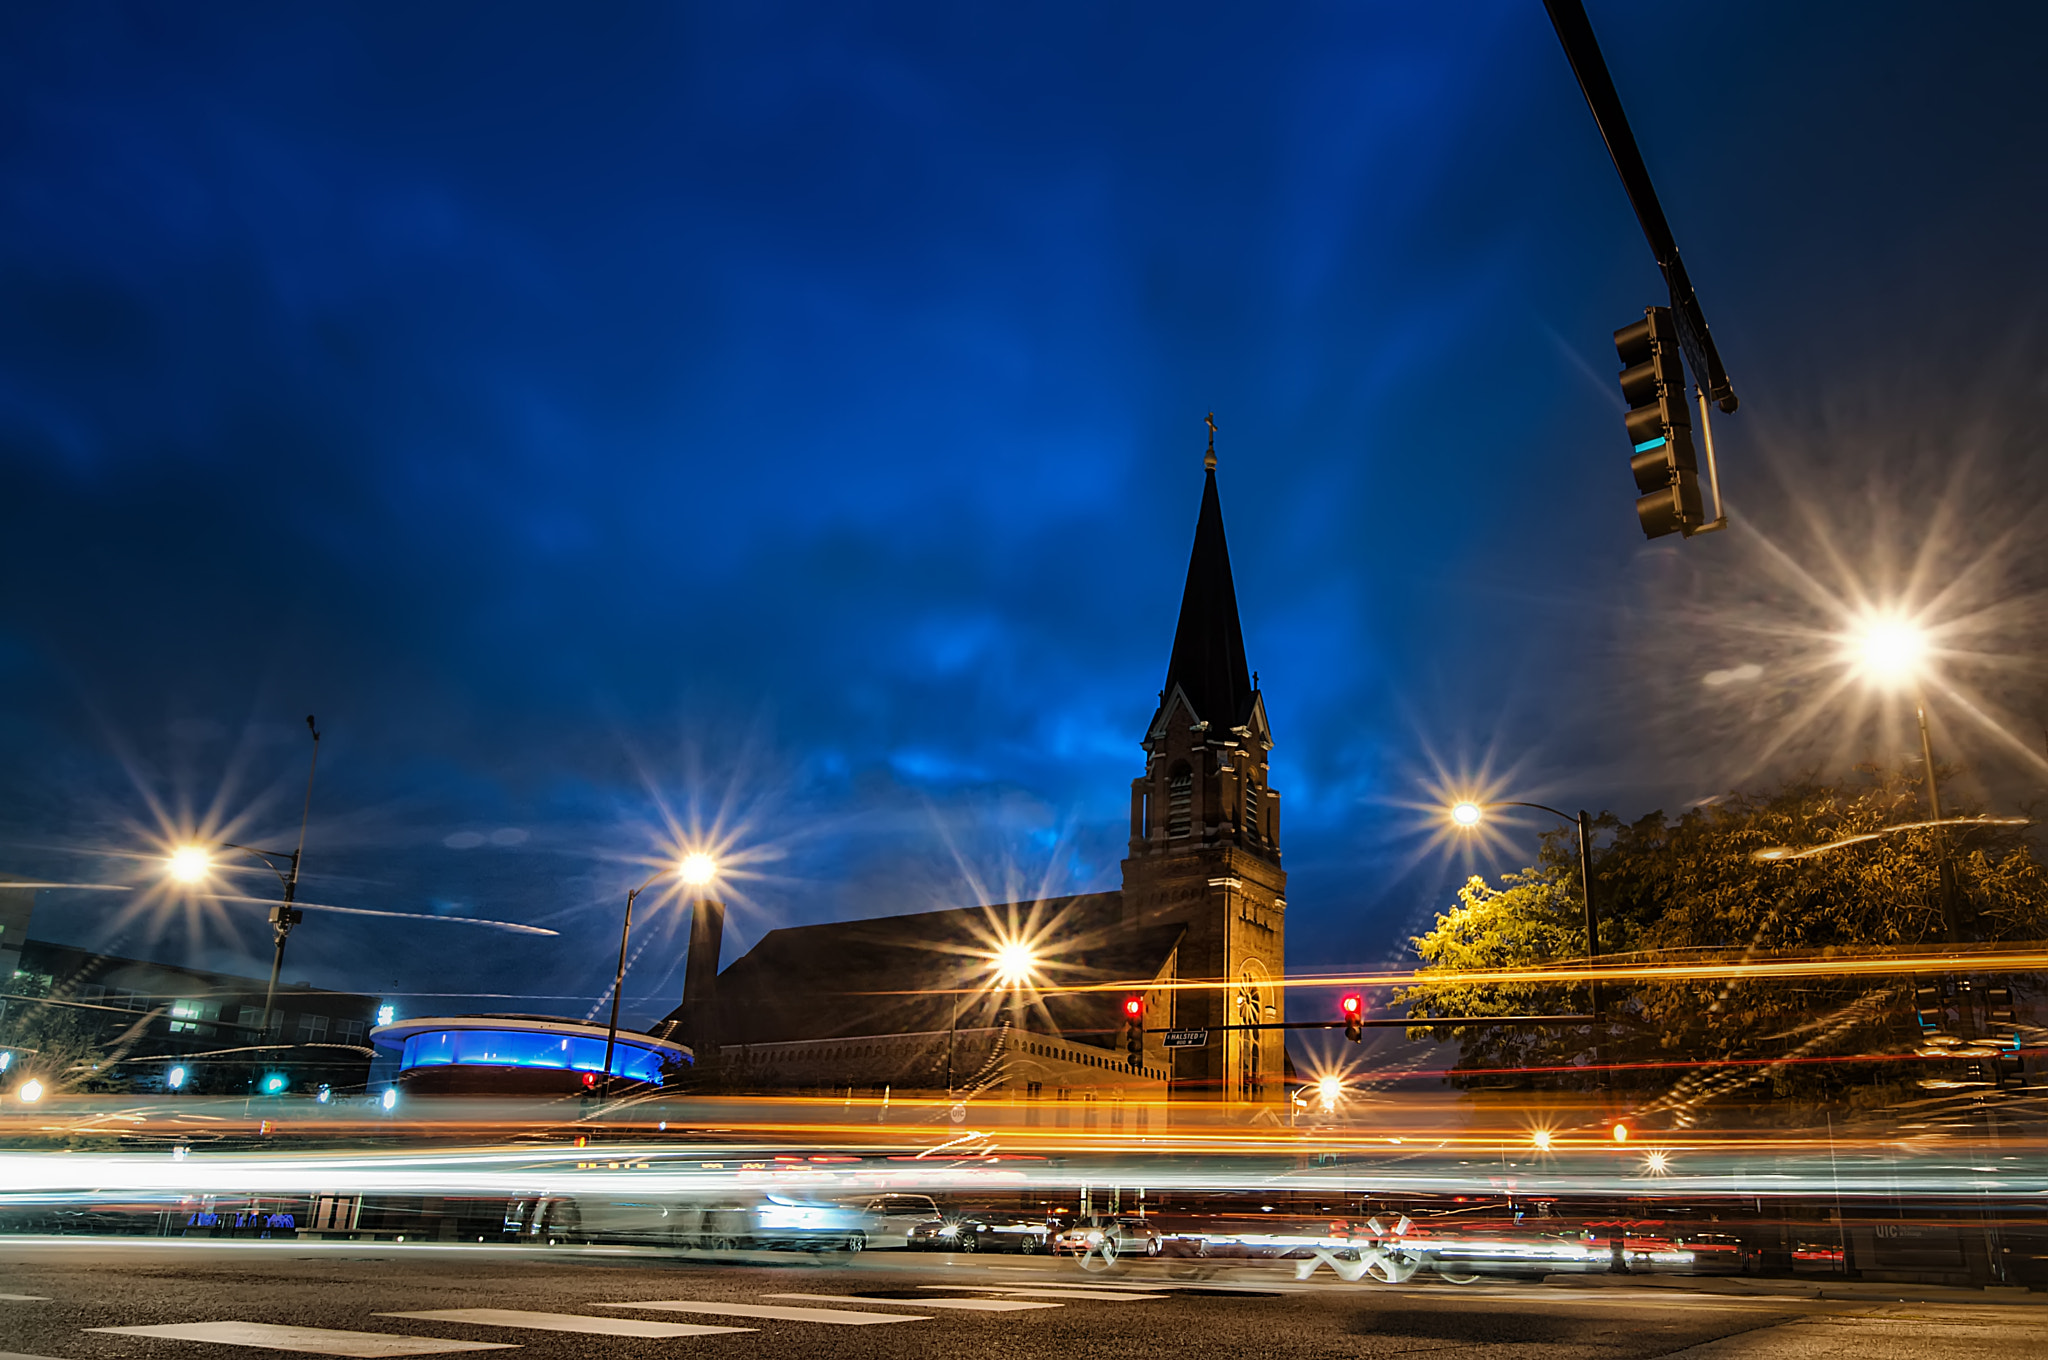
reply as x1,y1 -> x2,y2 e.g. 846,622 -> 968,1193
1120,419 -> 1285,1103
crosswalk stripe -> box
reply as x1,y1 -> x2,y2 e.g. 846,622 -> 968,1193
766,1293 -> 1060,1313
380,1310 -> 750,1338
599,1300 -> 929,1325
918,1286 -> 1170,1302
87,1322 -> 515,1356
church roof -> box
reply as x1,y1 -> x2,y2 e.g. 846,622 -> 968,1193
1161,463 -> 1254,730
702,892 -> 1185,1049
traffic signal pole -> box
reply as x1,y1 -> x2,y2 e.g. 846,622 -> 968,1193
1543,0 -> 1737,415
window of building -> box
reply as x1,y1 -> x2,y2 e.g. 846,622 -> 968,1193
336,1019 -> 366,1044
296,1014 -> 329,1042
1166,768 -> 1193,838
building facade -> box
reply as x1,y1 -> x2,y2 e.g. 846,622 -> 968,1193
4,938 -> 380,1096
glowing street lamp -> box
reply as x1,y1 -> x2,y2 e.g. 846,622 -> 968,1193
603,852 -> 720,1091
989,940 -> 1038,988
166,846 -> 212,884
1446,798 -> 1605,1020
1315,1075 -> 1343,1112
1532,1130 -> 1554,1152
16,1078 -> 44,1104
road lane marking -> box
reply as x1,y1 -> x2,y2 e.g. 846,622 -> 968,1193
918,1286 -> 1170,1301
381,1310 -> 750,1338
0,1295 -> 51,1301
766,1293 -> 1060,1312
600,1300 -> 930,1325
87,1322 -> 515,1356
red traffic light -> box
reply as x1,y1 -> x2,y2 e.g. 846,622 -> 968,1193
1340,994 -> 1363,1017
1123,996 -> 1144,1020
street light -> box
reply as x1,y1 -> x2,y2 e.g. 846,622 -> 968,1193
989,940 -> 1038,988
1315,1075 -> 1343,1112
1845,614 -> 1961,940
1447,799 -> 1605,1020
602,852 -> 719,1092
162,715 -> 322,1044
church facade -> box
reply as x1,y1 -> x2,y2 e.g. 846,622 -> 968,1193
665,439 -> 1288,1104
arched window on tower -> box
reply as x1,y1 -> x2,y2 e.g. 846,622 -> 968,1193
1234,965 -> 1264,1101
1166,765 -> 1193,838
1244,784 -> 1263,844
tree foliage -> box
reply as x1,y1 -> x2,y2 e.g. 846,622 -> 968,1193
1398,767 -> 2048,1119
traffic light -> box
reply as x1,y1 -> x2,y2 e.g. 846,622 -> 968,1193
1984,985 -> 2026,1089
1340,994 -> 1364,1042
1913,982 -> 1948,1033
1985,984 -> 2017,1039
1123,997 -> 1144,1067
1614,306 -> 1702,539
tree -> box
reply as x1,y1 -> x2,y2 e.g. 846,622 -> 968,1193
0,999 -> 121,1095
1399,767 -> 2048,1119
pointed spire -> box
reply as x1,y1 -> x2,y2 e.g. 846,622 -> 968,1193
1162,420 -> 1252,730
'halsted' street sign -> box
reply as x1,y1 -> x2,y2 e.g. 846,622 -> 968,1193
1162,1029 -> 1209,1049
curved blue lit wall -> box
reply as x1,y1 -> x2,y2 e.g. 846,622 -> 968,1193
398,1028 -> 672,1085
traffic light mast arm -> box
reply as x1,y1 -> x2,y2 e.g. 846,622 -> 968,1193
1544,0 -> 1738,414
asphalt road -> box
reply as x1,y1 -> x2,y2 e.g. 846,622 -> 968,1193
0,1240 -> 2041,1360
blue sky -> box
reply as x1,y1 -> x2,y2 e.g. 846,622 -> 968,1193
4,3 -> 2046,1024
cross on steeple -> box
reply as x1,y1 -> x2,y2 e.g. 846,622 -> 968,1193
1204,412 -> 1218,470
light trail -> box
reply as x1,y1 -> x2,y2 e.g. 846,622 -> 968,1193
853,941 -> 2048,998
1752,815 -> 2031,861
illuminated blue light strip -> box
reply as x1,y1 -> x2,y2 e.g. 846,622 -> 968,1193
1632,436 -> 1667,453
398,1028 -> 673,1082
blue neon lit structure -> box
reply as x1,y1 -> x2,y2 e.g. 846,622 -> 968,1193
374,1015 -> 690,1087
398,1028 -> 669,1084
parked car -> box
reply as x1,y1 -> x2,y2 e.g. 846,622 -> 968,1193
1052,1215 -> 1161,1258
913,1213 -> 1051,1254
854,1193 -> 943,1249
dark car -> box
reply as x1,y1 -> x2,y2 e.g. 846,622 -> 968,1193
909,1213 -> 1051,1253
955,1213 -> 1052,1254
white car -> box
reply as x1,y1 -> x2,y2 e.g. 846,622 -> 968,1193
855,1193 -> 943,1249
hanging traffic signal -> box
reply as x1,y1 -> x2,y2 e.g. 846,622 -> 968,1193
1614,306 -> 1702,539
1913,982 -> 1948,1033
1123,997 -> 1144,1066
1340,994 -> 1364,1042
1985,984 -> 2017,1038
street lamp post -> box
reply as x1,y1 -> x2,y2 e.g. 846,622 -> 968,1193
602,851 -> 717,1094
1850,616 -> 1961,941
166,715 -> 321,1044
1450,799 -> 1605,1020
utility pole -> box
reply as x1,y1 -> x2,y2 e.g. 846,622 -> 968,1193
257,716 -> 320,1041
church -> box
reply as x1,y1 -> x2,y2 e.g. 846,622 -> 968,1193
662,432 -> 1290,1105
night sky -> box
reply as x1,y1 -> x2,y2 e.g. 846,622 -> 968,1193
5,3 -> 2046,1027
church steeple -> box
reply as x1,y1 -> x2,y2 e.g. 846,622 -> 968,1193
1127,419 -> 1279,867
1161,438 -> 1253,732
1120,416 -> 1286,1104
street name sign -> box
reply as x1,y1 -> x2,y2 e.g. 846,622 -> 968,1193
1162,1029 -> 1209,1049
